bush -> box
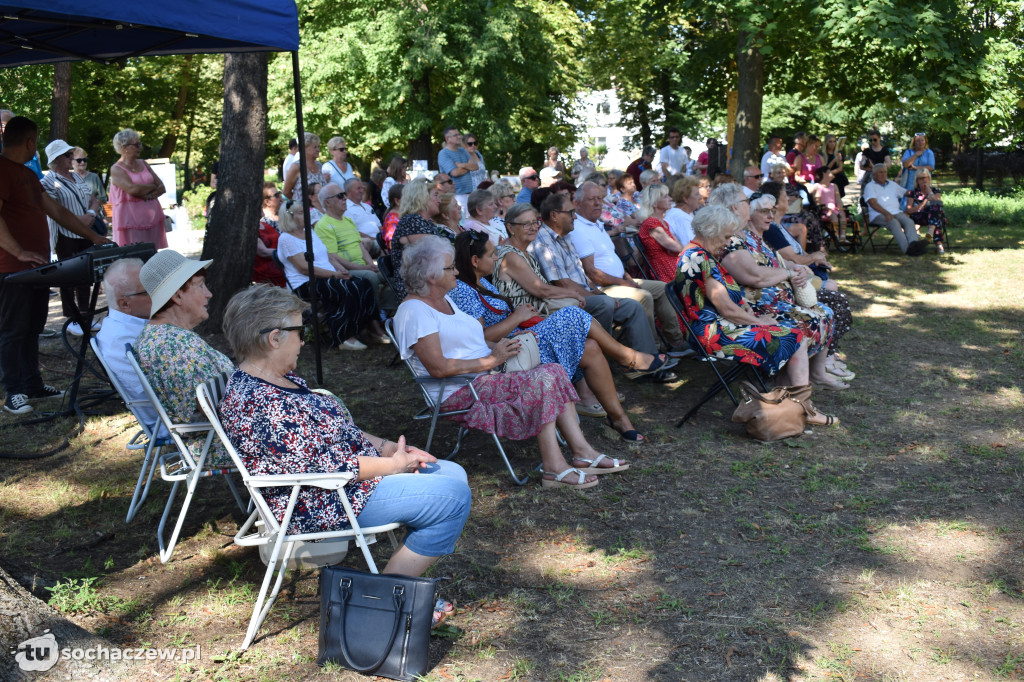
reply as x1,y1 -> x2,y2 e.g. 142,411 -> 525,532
180,186 -> 214,231
943,187 -> 1024,227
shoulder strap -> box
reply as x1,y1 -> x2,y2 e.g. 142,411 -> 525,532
53,174 -> 90,212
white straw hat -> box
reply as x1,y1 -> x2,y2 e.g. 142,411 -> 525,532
44,139 -> 74,167
139,250 -> 213,317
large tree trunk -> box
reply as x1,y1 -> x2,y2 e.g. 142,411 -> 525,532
198,52 -> 268,334
729,31 -> 765,179
158,55 -> 193,159
638,97 -> 651,150
0,564 -> 137,680
49,62 -> 71,142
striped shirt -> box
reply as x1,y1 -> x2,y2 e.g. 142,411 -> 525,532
40,171 -> 91,239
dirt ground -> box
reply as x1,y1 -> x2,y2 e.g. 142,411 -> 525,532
1,244 -> 1023,681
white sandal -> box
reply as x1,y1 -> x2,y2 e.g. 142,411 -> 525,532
540,467 -> 599,489
572,454 -> 630,475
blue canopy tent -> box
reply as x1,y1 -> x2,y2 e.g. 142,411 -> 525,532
0,1 -> 327,382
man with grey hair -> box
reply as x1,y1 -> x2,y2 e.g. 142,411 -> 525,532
516,167 -> 539,204
863,163 -> 925,255
95,257 -> 160,427
315,183 -> 394,311
342,177 -> 382,254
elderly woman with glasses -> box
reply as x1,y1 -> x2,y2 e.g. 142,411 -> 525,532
322,136 -> 356,186
674,206 -> 837,426
391,177 -> 448,301
219,284 -> 470,621
109,128 -> 167,248
463,188 -> 505,245
276,199 -> 386,349
395,236 -> 629,489
637,183 -> 684,283
709,184 -> 845,391
71,147 -> 107,204
283,132 -> 325,203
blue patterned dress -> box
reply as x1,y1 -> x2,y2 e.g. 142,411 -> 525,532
448,278 -> 590,381
675,246 -> 803,374
219,369 -> 381,535
719,230 -> 834,358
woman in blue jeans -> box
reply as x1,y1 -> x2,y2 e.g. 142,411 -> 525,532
219,284 -> 470,624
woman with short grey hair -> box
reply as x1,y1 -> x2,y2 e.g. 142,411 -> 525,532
283,132 -> 324,203
223,284 -> 308,363
109,128 -> 167,248
394,236 -> 630,489
463,189 -> 504,244
707,183 -> 749,220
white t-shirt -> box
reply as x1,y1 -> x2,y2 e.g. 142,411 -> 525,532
394,297 -> 492,403
664,207 -> 694,245
323,159 -> 356,185
283,152 -> 299,178
862,179 -> 905,222
277,231 -> 334,290
570,216 -> 625,278
741,185 -> 755,198
760,150 -> 787,179
345,199 -> 382,238
658,145 -> 689,176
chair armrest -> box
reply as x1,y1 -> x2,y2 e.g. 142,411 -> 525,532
169,421 -> 213,434
247,472 -> 357,491
413,373 -> 478,386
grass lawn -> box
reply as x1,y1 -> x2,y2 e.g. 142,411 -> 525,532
2,190 -> 1023,681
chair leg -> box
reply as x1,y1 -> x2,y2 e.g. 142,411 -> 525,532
491,433 -> 529,485
676,361 -> 747,427
158,466 -> 203,564
125,441 -> 161,523
242,538 -> 298,650
425,405 -> 443,453
448,426 -> 467,460
223,473 -> 249,513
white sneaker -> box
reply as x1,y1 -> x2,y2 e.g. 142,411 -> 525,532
66,322 -> 84,336
339,338 -> 368,351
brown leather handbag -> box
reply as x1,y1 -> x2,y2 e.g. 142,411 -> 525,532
731,381 -> 809,441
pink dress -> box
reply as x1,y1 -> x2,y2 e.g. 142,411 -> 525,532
796,154 -> 823,184
109,162 -> 168,248
817,184 -> 839,217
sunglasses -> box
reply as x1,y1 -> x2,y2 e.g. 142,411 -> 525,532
439,178 -> 454,185
524,175 -> 539,182
748,192 -> 765,201
332,192 -> 347,200
74,157 -> 88,163
333,147 -> 347,152
259,324 -> 306,335
121,290 -> 148,298
745,173 -> 762,179
466,140 -> 478,146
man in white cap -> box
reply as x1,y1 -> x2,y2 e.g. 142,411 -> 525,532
538,166 -> 561,188
41,138 -> 109,336
0,118 -> 108,413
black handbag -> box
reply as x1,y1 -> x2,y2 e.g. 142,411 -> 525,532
317,566 -> 439,681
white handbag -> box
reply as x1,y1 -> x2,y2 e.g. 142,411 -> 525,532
503,333 -> 541,373
778,255 -> 817,308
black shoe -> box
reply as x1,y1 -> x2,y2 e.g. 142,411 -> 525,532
906,240 -> 927,256
650,369 -> 678,383
4,393 -> 31,414
26,384 -> 65,401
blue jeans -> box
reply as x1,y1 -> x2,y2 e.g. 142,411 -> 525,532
355,460 -> 471,558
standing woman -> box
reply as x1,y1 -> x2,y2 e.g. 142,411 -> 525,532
543,147 -> 565,174
822,135 -> 849,197
463,134 -> 488,190
283,132 -> 325,203
636,184 -> 684,283
71,147 -> 107,204
109,129 -> 167,248
381,155 -> 407,210
322,136 -> 356,186
899,133 -> 935,193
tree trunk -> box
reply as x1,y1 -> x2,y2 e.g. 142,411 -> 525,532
638,98 -> 651,150
198,52 -> 268,334
974,135 -> 985,191
408,73 -> 433,165
49,62 -> 71,142
729,30 -> 764,179
0,563 -> 137,680
158,55 -> 193,159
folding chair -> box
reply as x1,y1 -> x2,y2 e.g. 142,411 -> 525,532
384,318 -> 529,485
665,281 -> 768,425
858,196 -> 895,253
90,337 -> 170,523
126,344 -> 248,563
196,378 -> 400,650
376,252 -> 397,295
624,233 -> 658,281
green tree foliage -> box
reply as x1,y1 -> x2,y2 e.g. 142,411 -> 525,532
266,0 -> 585,175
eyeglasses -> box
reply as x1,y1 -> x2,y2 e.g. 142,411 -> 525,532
439,178 -> 454,185
74,157 -> 88,163
125,142 -> 141,148
465,141 -> 478,147
259,324 -> 306,335
121,290 -> 148,298
551,208 -> 576,217
333,147 -> 347,152
332,192 -> 346,201
754,208 -> 774,216
442,265 -> 457,272
509,218 -> 542,228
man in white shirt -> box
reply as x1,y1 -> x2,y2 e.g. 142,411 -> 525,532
95,258 -> 161,430
740,166 -> 762,198
570,182 -> 685,349
282,138 -> 299,179
343,177 -> 382,254
760,135 -> 788,180
863,163 -> 925,255
658,127 -> 688,179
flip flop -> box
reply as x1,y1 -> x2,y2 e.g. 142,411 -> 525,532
606,416 -> 644,442
573,454 -> 630,474
540,467 -> 598,489
805,402 -> 840,427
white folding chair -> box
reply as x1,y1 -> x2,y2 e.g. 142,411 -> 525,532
126,344 -> 248,563
91,337 -> 170,523
196,377 -> 400,650
384,318 -> 530,485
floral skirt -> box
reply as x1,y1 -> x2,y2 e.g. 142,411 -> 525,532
817,288 -> 852,353
441,363 -> 577,440
747,286 -> 834,358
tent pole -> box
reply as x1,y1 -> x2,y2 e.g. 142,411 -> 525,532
291,49 -> 323,385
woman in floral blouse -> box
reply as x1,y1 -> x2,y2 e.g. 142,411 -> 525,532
219,284 -> 470,621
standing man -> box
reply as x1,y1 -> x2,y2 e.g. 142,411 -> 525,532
858,129 -> 892,184
41,139 -> 108,336
0,117 -> 107,413
570,181 -> 686,351
282,138 -> 299,180
658,127 -> 688,180
571,147 -> 596,182
740,166 -> 763,198
760,135 -> 788,180
863,163 -> 925,256
463,133 -> 488,190
625,147 -> 656,189
437,126 -> 476,214
516,167 -> 540,204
